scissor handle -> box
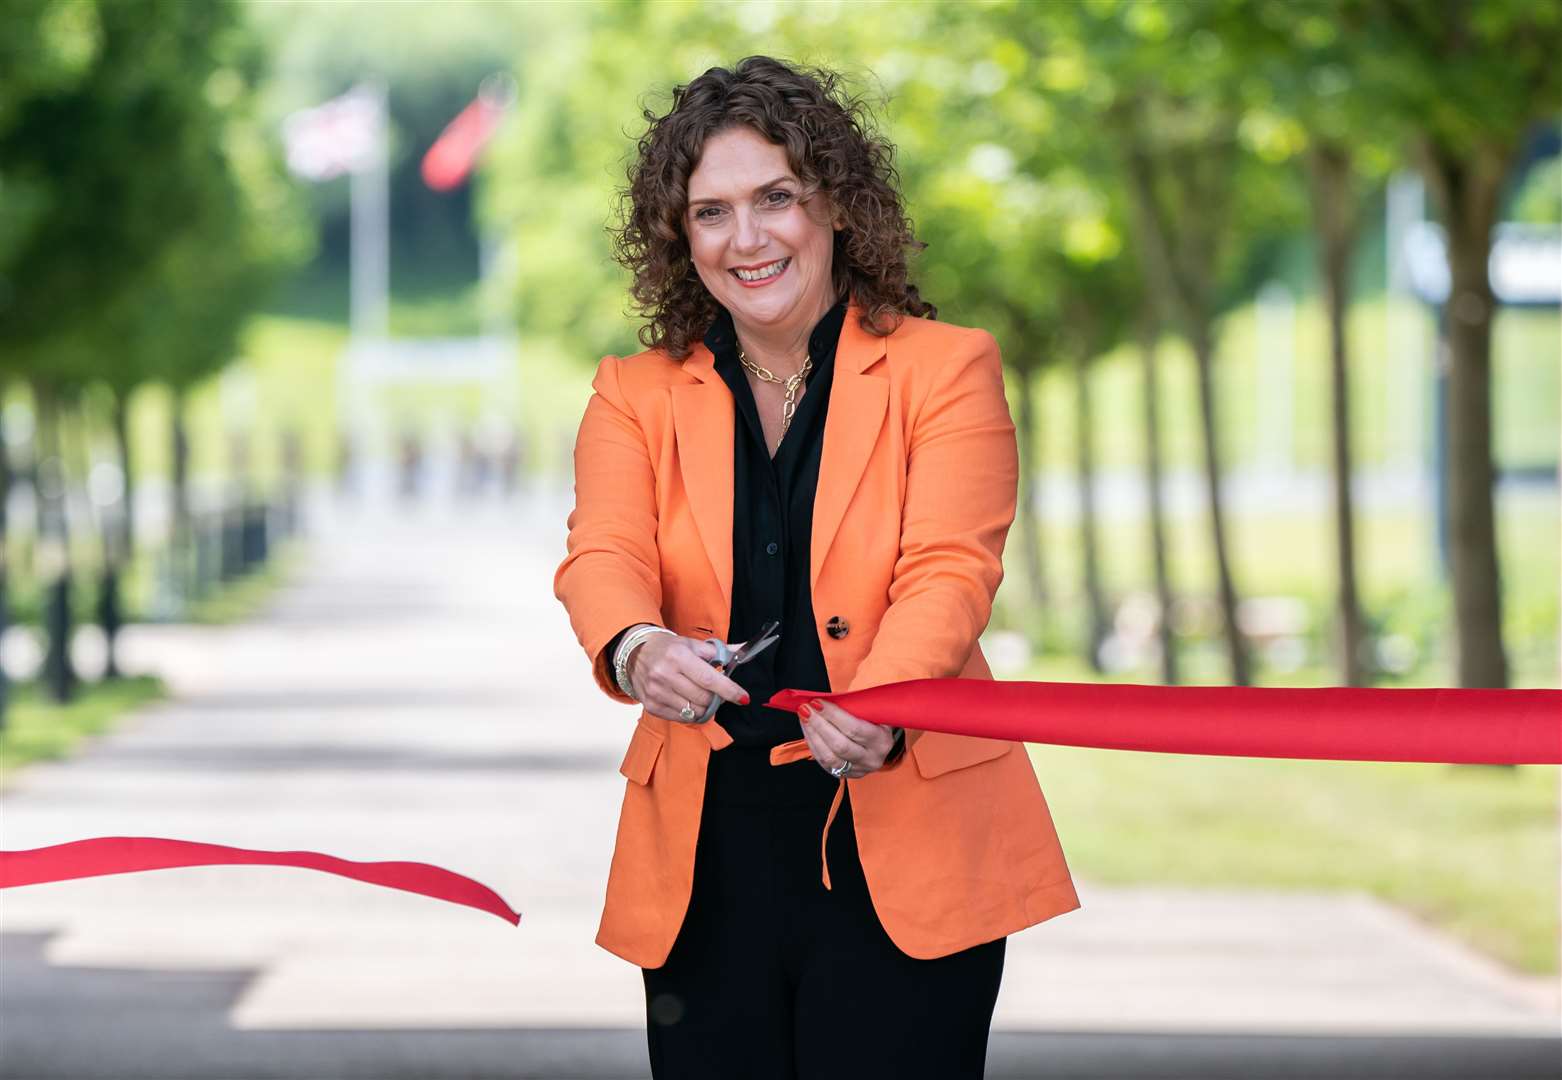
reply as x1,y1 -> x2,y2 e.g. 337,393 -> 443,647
698,638 -> 734,722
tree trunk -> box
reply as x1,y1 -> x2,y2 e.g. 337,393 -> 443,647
1419,143 -> 1510,688
1138,303 -> 1178,684
113,389 -> 135,564
1116,117 -> 1250,684
1073,350 -> 1109,672
1308,143 -> 1368,687
91,389 -> 137,679
0,413 -> 10,728
1014,364 -> 1049,611
171,385 -> 193,600
65,392 -> 119,682
32,381 -> 76,703
1189,322 -> 1252,685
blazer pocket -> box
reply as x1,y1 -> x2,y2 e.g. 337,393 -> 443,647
619,723 -> 664,786
910,730 -> 1010,780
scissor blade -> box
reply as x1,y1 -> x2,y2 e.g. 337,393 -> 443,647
728,622 -> 781,669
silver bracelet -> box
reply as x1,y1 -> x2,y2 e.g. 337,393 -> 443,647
614,624 -> 674,699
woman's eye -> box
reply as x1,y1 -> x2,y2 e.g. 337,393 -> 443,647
764,190 -> 793,206
694,207 -> 723,222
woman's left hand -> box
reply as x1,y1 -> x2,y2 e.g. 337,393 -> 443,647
798,698 -> 899,779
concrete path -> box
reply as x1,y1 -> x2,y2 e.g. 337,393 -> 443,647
2,492 -> 1557,1079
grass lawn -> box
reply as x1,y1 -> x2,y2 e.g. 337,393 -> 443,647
0,676 -> 166,792
128,315 -> 349,488
1025,299 -> 1560,473
998,490 -> 1560,688
1016,652 -> 1560,976
178,545 -> 303,626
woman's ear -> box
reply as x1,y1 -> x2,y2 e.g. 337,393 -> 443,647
823,193 -> 845,231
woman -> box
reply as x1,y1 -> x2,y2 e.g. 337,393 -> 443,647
554,55 -> 1078,1078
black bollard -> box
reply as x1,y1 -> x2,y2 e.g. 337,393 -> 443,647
221,506 -> 243,581
97,566 -> 122,680
42,573 -> 75,703
192,515 -> 217,599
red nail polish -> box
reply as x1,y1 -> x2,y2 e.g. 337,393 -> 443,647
810,699 -> 825,711
739,694 -> 751,705
798,704 -> 811,720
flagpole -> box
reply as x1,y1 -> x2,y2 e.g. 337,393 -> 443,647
350,81 -> 389,342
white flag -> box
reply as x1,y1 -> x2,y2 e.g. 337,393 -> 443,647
282,85 -> 383,182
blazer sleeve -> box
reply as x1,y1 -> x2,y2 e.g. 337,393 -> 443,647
553,354 -> 667,702
846,329 -> 1017,693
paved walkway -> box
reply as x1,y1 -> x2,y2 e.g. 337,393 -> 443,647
2,492 -> 1557,1079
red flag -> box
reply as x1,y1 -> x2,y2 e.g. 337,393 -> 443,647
422,95 -> 505,192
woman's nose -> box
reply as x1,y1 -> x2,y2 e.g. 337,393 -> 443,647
732,208 -> 766,253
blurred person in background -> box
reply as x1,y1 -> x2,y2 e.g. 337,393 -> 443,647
554,55 -> 1079,1079
396,428 -> 424,500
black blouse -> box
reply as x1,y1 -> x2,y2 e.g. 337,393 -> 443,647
704,297 -> 846,747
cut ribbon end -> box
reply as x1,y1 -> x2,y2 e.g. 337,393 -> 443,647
767,689 -> 826,714
0,837 -> 523,927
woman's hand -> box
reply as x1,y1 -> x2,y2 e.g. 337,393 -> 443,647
798,698 -> 899,778
630,634 -> 750,723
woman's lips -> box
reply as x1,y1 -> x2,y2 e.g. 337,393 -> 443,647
730,257 -> 791,288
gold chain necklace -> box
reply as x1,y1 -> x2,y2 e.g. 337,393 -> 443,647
738,346 -> 812,442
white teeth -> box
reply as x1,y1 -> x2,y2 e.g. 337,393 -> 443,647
733,258 -> 788,282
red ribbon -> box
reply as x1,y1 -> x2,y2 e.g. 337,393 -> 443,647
5,682 -> 1554,919
0,837 -> 521,925
769,680 -> 1562,764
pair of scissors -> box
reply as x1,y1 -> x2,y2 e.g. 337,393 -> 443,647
696,620 -> 782,721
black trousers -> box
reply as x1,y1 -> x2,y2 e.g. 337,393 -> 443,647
641,745 -> 1006,1079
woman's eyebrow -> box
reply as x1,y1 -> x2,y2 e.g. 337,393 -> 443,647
687,176 -> 796,207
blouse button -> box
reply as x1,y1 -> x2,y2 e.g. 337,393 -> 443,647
826,616 -> 849,639
765,541 -> 779,556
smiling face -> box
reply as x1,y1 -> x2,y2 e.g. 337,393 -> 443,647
685,125 -> 841,343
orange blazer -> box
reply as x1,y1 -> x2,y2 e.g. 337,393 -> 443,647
555,303 -> 1079,966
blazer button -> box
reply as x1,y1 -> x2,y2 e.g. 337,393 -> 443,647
826,616 -> 849,640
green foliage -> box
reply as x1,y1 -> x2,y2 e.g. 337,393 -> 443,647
1511,154 -> 1562,223
1343,0 -> 1561,160
0,0 -> 307,393
1,1 -> 233,374
0,675 -> 165,790
0,0 -> 100,269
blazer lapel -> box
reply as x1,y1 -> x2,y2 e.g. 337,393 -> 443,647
672,308 -> 889,609
671,344 -> 735,612
811,308 -> 888,591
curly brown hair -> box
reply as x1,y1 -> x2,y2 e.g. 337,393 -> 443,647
613,55 -> 934,359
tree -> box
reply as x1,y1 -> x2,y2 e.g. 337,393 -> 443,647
1207,0 -> 1400,687
1019,1 -> 1305,685
1353,0 -> 1560,687
911,138 -> 1071,626
0,0 -> 103,718
1058,251 -> 1138,672
75,40 -> 307,645
0,0 -> 297,702
1136,293 -> 1179,683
